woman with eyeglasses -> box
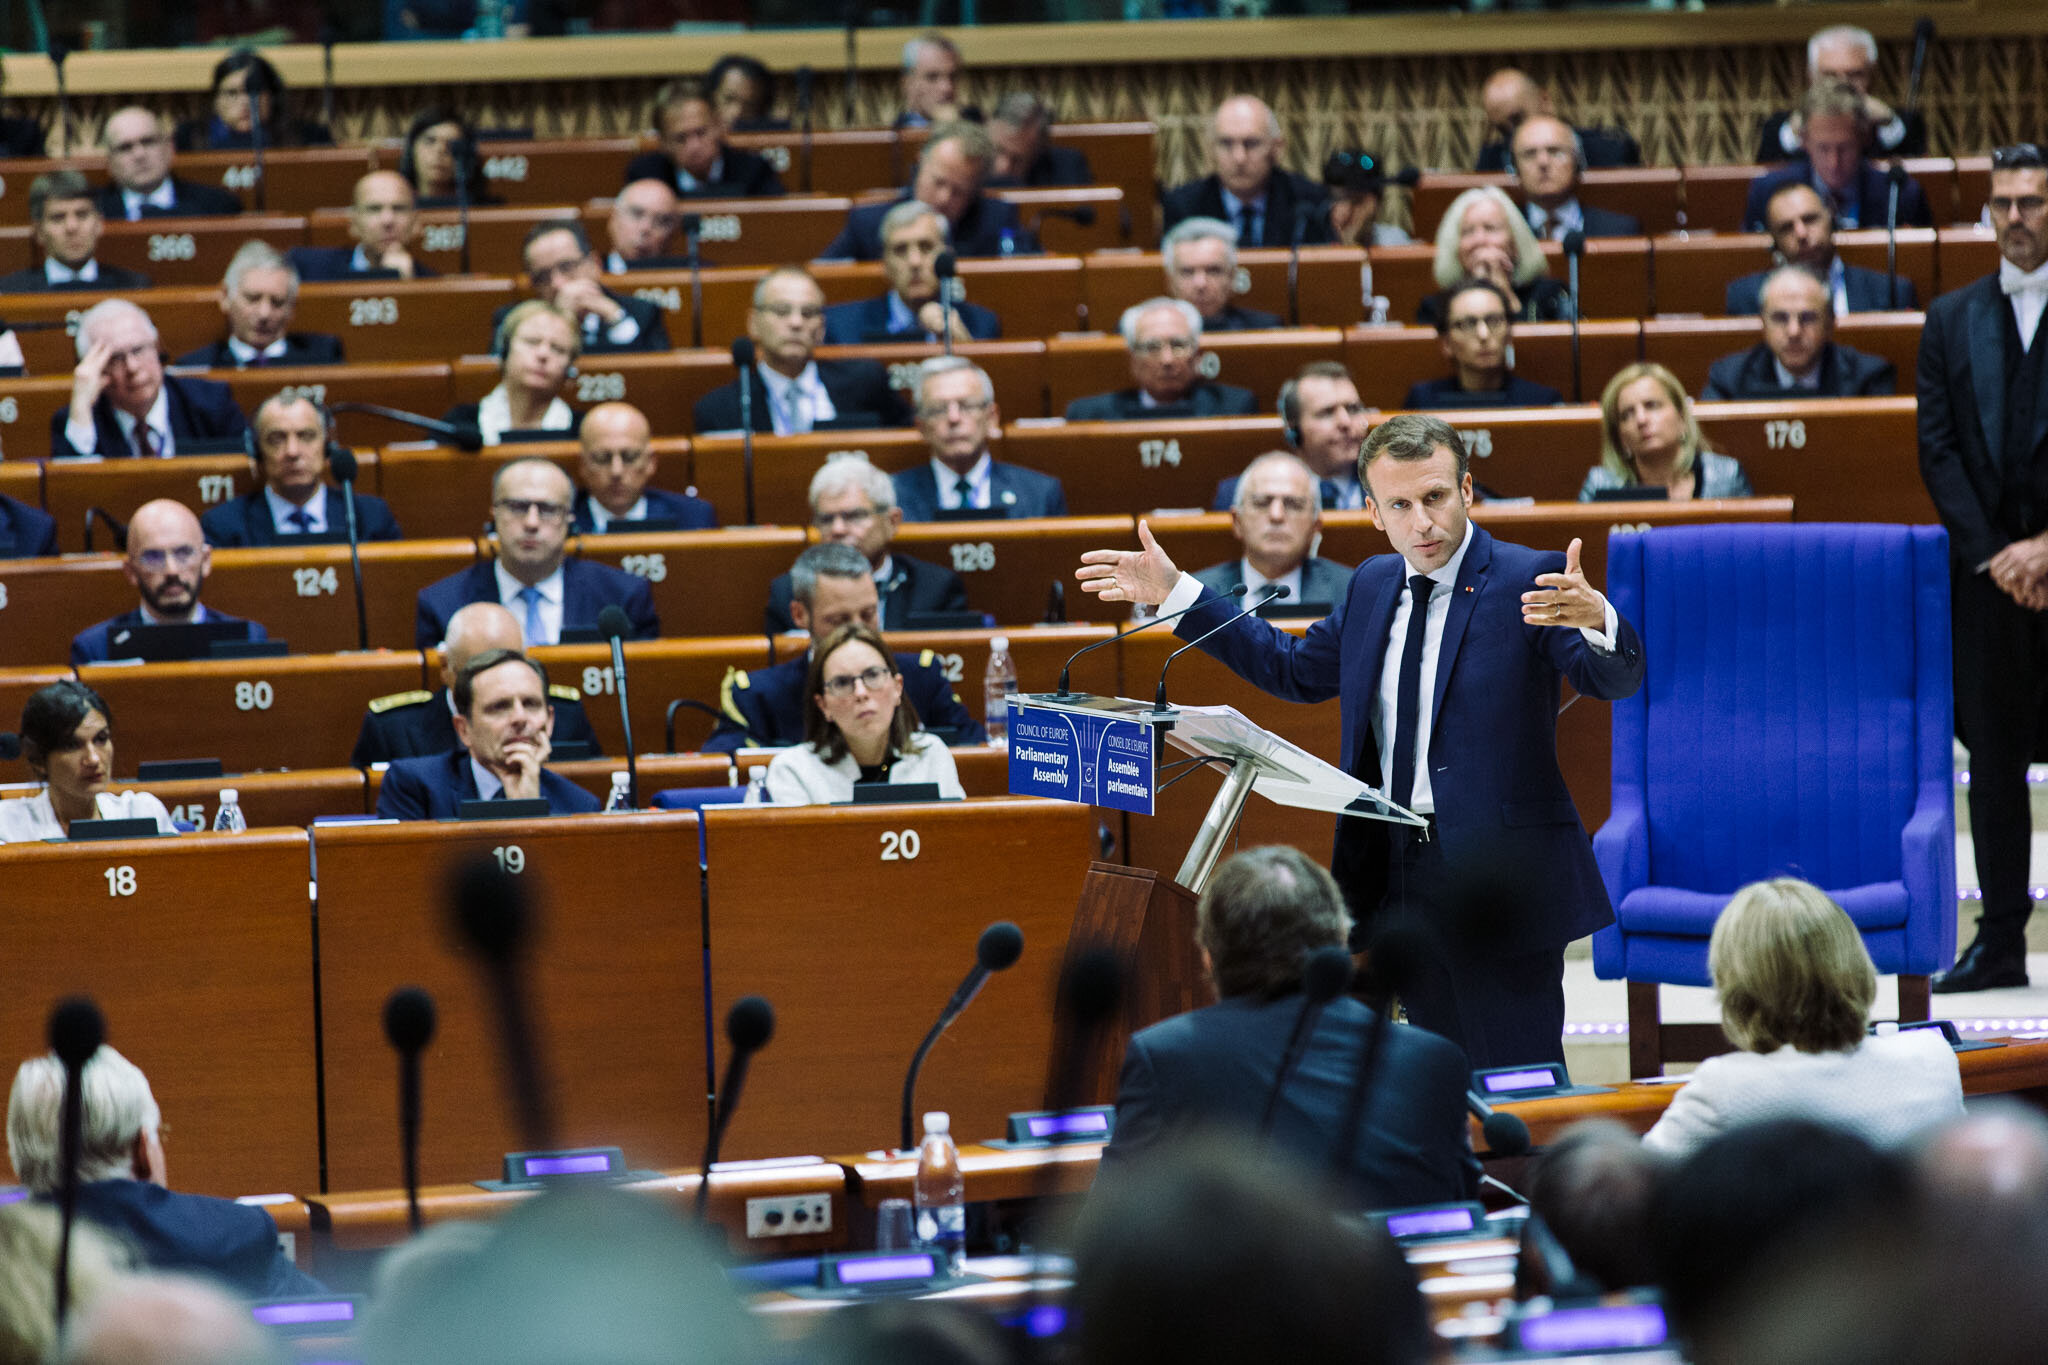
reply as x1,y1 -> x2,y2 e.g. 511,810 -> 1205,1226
1405,277 -> 1562,409
1417,186 -> 1570,328
0,681 -> 177,842
1580,362 -> 1753,502
764,622 -> 964,806
443,300 -> 582,446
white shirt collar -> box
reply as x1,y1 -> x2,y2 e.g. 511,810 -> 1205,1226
587,493 -> 648,530
265,483 -> 328,532
1240,558 -> 1305,603
45,258 -> 98,284
676,155 -> 726,192
494,560 -> 563,608
1772,355 -> 1823,390
111,389 -> 173,457
228,335 -> 290,364
1415,519 -> 1474,589
121,180 -> 176,219
931,451 -> 994,509
468,755 -> 505,801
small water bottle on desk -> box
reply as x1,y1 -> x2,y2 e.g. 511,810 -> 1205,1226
211,789 -> 246,833
913,1110 -> 966,1273
603,772 -> 632,813
984,635 -> 1016,749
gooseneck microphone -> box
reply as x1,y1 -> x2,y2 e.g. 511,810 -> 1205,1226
328,443 -> 370,651
327,402 -> 482,452
242,60 -> 270,211
1561,229 -> 1586,403
453,136 -> 475,275
83,507 -> 127,554
682,213 -> 704,349
1259,946 -> 1354,1137
1287,200 -> 1317,327
318,24 -> 338,132
1466,1089 -> 1532,1157
596,604 -> 638,808
1906,18 -> 1936,116
697,996 -> 775,1220
794,65 -> 816,193
841,0 -> 861,124
935,250 -> 958,357
1052,584 -> 1247,698
1154,584 -> 1288,711
49,997 -> 105,1334
381,987 -> 437,1234
731,338 -> 758,525
900,922 -> 1024,1153
48,43 -> 71,158
450,856 -> 554,1149
1885,164 -> 1906,309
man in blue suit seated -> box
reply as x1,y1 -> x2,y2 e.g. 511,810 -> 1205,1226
1726,181 -> 1916,316
175,241 -> 346,368
201,394 -> 403,546
55,300 -> 249,459
818,122 -> 1039,262
765,455 -> 968,633
985,93 -> 1093,188
1193,453 -> 1353,612
1404,280 -> 1563,410
1065,298 -> 1259,422
822,202 -> 1002,345
692,268 -> 909,433
287,170 -> 436,282
709,542 -> 982,751
1078,413 -> 1645,1070
0,492 -> 56,558
893,357 -> 1067,521
1743,84 -> 1930,232
1164,218 -> 1281,333
1103,846 -> 1475,1208
1212,362 -> 1375,512
6,1045 -> 322,1297
1702,267 -> 1895,401
489,220 -> 670,357
72,500 -> 269,665
573,402 -> 715,533
414,457 -> 659,648
376,650 -> 604,819
620,78 -> 784,198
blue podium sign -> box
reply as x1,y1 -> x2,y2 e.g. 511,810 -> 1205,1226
1006,698 -> 1156,816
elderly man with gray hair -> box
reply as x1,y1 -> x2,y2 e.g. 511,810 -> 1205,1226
176,239 -> 344,369
822,201 -> 1002,345
1755,24 -> 1926,162
1065,297 -> 1258,421
6,1045 -> 322,1298
765,455 -> 970,632
1163,217 -> 1281,333
894,356 -> 1067,521
1162,95 -> 1331,247
1193,451 -> 1353,612
57,299 -> 248,459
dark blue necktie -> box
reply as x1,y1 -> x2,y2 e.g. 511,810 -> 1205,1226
1237,202 -> 1260,247
287,509 -> 313,533
1389,574 -> 1435,810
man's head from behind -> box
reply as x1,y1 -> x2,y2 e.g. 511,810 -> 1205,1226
1360,414 -> 1473,576
880,201 -> 951,307
1195,845 -> 1351,1000
1161,217 -> 1240,323
578,401 -> 658,519
349,170 -> 419,254
8,1045 -> 162,1195
122,499 -> 211,621
1208,96 -> 1283,202
1758,266 -> 1833,380
609,178 -> 681,264
808,456 -> 901,567
788,541 -> 880,642
1764,181 -> 1837,274
1481,68 -> 1552,140
250,393 -> 330,505
76,299 -> 164,420
102,107 -> 172,195
913,123 -> 994,226
30,171 -> 102,270
1279,362 -> 1369,481
489,457 -> 575,584
439,601 -> 525,692
1797,83 -> 1870,196
220,241 -> 301,352
1119,298 -> 1204,405
1510,114 -> 1582,209
1230,453 -> 1322,583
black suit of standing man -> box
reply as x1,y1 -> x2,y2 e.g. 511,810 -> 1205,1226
1079,413 -> 1644,1070
1919,145 -> 2048,993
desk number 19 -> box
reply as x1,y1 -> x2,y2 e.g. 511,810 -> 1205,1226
494,845 -> 525,874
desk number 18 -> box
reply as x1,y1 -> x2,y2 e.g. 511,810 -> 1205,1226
105,866 -> 136,897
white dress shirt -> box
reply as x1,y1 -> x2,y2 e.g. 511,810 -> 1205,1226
0,789 -> 178,843
468,756 -> 506,800
2002,257 -> 2048,351
585,494 -> 648,531
1526,198 -> 1585,241
756,362 -> 837,435
932,452 -> 993,510
1772,357 -> 1824,391
120,180 -> 177,222
476,386 -> 574,446
495,561 -> 565,645
68,388 -> 172,459
1240,558 -> 1303,605
582,302 -> 642,348
265,484 -> 329,534
44,258 -> 101,285
227,335 -> 291,365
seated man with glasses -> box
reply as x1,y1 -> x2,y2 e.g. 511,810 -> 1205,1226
376,649 -> 603,819
1404,279 -> 1562,409
55,299 -> 248,459
893,356 -> 1067,521
71,499 -> 269,664
709,542 -> 982,752
693,267 -> 908,433
414,457 -> 659,649
1194,452 -> 1353,612
571,401 -> 715,533
1701,266 -> 1894,400
490,220 -> 670,357
1064,298 -> 1258,422
93,107 -> 241,220
764,454 -> 970,633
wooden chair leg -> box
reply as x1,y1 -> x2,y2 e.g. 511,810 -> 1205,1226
1627,979 -> 1663,1079
1899,974 -> 1931,1023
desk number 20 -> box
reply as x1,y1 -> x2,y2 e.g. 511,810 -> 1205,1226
879,829 -> 920,861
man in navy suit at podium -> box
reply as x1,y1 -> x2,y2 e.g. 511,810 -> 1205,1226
1079,413 -> 1644,1069
377,650 -> 603,819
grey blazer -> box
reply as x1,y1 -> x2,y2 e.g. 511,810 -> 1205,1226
1576,450 -> 1754,501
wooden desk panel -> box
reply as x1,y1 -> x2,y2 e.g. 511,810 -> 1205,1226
728,129 -> 899,198
1537,238 -> 1651,321
565,527 -> 810,639
1680,165 -> 1767,235
114,767 -> 374,829
374,446 -> 587,540
79,652 -> 428,775
890,518 -> 1136,627
313,814 -> 709,1190
1000,418 -> 1288,517
306,206 -> 568,279
171,148 -> 377,215
0,225 -> 40,274
0,667 -> 73,757
1643,313 -> 1925,395
449,352 -> 711,439
1043,329 -> 1340,414
198,540 -> 483,654
201,364 -> 453,450
0,379 -> 91,462
1649,232 -> 1935,317
818,341 -> 1049,421
1937,227 -> 1999,296
526,637 -> 778,757
1693,397 -> 1931,524
0,459 -> 39,517
552,754 -> 733,801
991,187 -> 1131,254
702,799 -> 1096,1159
0,830 -> 319,1197
292,279 -> 517,365
692,430 -> 930,528
399,139 -> 644,208
0,287 -> 223,375
1051,123 -> 1158,231
0,554 -> 144,667
1362,246 -> 1445,326
1344,322 -> 1641,411
1080,247 -> 1372,331
94,216 -> 308,288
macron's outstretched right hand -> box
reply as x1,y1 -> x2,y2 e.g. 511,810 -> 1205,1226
1076,518 -> 1180,607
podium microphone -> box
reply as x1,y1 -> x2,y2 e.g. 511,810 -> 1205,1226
1051,584 -> 1247,698
1466,1090 -> 1532,1157
597,605 -> 638,809
1885,164 -> 1906,309
935,250 -> 958,357
381,987 -> 436,1234
1561,229 -> 1585,403
697,996 -> 774,1221
1259,946 -> 1354,1137
900,922 -> 1024,1153
328,442 -> 370,651
1154,584 -> 1288,711
731,338 -> 759,525
450,855 -> 555,1149
49,996 -> 104,1334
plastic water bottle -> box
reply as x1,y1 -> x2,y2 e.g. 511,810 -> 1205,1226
603,772 -> 632,813
913,1111 -> 966,1273
984,636 -> 1017,749
211,789 -> 246,833
741,767 -> 770,806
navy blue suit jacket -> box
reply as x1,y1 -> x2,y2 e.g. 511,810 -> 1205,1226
71,608 -> 268,665
822,294 -> 1002,344
1743,162 -> 1931,232
351,685 -> 603,767
94,177 -> 241,219
173,333 -> 346,368
1725,263 -> 1916,315
1700,341 -> 1896,401
892,459 -> 1068,521
819,195 -> 1039,262
691,358 -> 910,433
285,245 -> 440,282
1191,555 -> 1354,610
51,376 -> 248,459
571,487 -> 717,533
199,487 -> 403,547
764,552 -> 970,634
1160,171 -> 1333,247
1063,383 -> 1259,422
1403,374 -> 1563,409
1174,524 -> 1644,952
375,746 -> 603,819
413,559 -> 659,649
74,1180 -> 322,1298
1105,995 -> 1476,1209
0,492 -> 56,558
706,649 -> 984,752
